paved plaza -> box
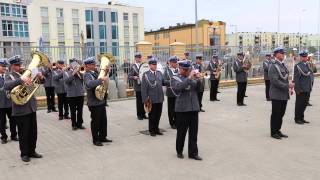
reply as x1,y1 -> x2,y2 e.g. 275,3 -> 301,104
0,79 -> 319,180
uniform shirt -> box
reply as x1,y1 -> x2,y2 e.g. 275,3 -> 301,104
84,71 -> 105,107
294,61 -> 312,93
171,75 -> 200,112
128,63 -> 141,92
141,70 -> 165,104
268,59 -> 290,101
41,67 -> 53,87
206,60 -> 218,80
63,70 -> 84,98
0,73 -> 11,108
233,59 -> 248,82
192,63 -> 205,92
263,59 -> 271,80
4,71 -> 37,116
52,69 -> 66,94
163,67 -> 179,97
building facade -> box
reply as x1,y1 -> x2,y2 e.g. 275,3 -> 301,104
145,20 -> 226,48
0,0 -> 144,60
0,0 -> 30,57
226,32 -> 309,50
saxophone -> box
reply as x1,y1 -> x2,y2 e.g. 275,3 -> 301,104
10,51 -> 50,105
95,53 -> 115,101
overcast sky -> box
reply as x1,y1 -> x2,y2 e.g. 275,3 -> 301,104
74,0 -> 320,34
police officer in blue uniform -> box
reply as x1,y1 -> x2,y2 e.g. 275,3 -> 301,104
268,47 -> 291,139
171,60 -> 202,160
263,53 -> 272,101
64,58 -> 85,130
141,57 -> 165,136
294,51 -> 312,125
4,55 -> 43,162
0,58 -> 18,144
163,56 -> 179,129
128,52 -> 147,120
52,60 -> 70,120
83,57 -> 112,146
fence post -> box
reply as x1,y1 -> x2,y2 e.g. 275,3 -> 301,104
170,42 -> 186,60
136,41 -> 153,62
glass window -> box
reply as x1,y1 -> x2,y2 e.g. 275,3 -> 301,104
42,23 -> 49,38
58,42 -> 65,59
112,42 -> 119,56
0,3 -> 10,16
85,10 -> 93,22
123,13 -> 128,21
112,25 -> 118,39
40,7 -> 48,17
22,6 -> 27,18
133,13 -> 138,25
100,42 -> 107,53
98,11 -> 106,22
86,24 -> 94,39
99,25 -> 106,39
56,8 -> 63,18
73,24 -> 79,37
72,9 -> 79,18
2,20 -> 13,37
133,26 -> 139,42
57,23 -> 64,37
111,12 -> 118,23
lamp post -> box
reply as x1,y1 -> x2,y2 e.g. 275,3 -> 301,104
230,24 -> 238,53
277,0 -> 280,46
298,9 -> 307,52
195,0 -> 199,53
317,0 -> 320,61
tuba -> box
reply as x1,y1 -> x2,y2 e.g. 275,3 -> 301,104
10,51 -> 50,105
95,53 -> 115,101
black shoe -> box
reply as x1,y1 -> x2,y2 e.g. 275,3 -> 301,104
105,103 -> 109,107
302,120 -> 310,124
101,138 -> 113,143
47,109 -> 52,113
21,156 -> 30,162
217,91 -> 221,93
189,155 -> 203,161
266,98 -> 271,101
171,125 -> 177,129
11,137 -> 19,141
278,132 -> 288,138
150,132 -> 156,136
177,154 -> 184,159
30,152 -> 43,158
237,103 -> 247,106
200,109 -> 205,112
72,126 -> 78,131
52,109 -> 58,112
77,125 -> 86,130
307,103 -> 312,106
214,99 -> 220,101
93,141 -> 103,146
143,115 -> 148,119
137,116 -> 143,120
295,120 -> 304,125
156,131 -> 163,135
59,116 -> 63,120
64,115 -> 70,119
244,95 -> 248,97
1,139 -> 7,144
271,134 -> 282,139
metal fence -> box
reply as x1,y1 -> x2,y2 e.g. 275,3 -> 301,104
1,45 -> 319,89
